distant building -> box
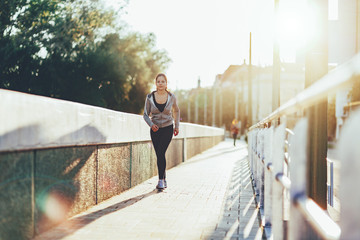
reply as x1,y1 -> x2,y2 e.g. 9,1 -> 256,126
215,62 -> 305,134
328,0 -> 360,139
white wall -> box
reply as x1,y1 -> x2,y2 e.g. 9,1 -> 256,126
0,89 -> 224,152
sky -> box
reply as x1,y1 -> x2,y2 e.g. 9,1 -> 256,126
104,0 -> 308,90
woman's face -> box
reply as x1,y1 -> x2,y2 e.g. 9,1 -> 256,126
156,76 -> 167,91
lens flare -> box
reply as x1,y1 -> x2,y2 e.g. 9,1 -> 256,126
43,192 -> 70,223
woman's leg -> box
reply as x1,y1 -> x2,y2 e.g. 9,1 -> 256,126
151,125 -> 173,179
158,125 -> 173,179
151,129 -> 162,177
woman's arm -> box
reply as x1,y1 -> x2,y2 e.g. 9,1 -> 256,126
172,95 -> 180,136
143,96 -> 154,128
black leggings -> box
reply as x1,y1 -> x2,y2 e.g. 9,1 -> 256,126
150,125 -> 173,179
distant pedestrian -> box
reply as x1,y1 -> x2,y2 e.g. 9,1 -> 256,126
143,73 -> 180,190
230,119 -> 239,146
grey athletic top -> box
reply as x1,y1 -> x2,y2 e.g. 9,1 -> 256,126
143,91 -> 180,129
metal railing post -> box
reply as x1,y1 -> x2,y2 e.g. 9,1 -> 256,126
251,131 -> 255,172
327,159 -> 334,207
271,123 -> 286,239
259,130 -> 265,212
255,130 -> 261,202
263,127 -> 274,237
329,161 -> 334,206
253,130 -> 258,191
288,119 -> 309,240
338,110 -> 360,239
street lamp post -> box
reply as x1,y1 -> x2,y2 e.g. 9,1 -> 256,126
187,97 -> 191,123
204,90 -> 207,125
212,84 -> 216,126
195,94 -> 199,124
248,32 -> 253,127
235,86 -> 239,121
219,89 -> 223,127
195,77 -> 200,124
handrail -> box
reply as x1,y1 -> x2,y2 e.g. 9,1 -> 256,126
295,194 -> 341,240
345,100 -> 360,108
248,53 -> 360,240
275,173 -> 291,190
249,53 -> 360,131
286,128 -> 295,135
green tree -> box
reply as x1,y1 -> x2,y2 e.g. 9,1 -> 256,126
0,0 -> 114,92
87,33 -> 170,113
0,0 -> 170,114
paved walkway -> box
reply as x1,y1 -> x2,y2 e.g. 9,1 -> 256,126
33,139 -> 263,240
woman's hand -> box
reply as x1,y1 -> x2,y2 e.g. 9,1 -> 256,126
151,124 -> 159,132
174,128 -> 179,136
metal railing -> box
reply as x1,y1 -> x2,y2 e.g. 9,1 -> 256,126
247,53 -> 360,240
327,158 -> 334,207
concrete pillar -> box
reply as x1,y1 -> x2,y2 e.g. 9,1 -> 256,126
305,0 -> 328,209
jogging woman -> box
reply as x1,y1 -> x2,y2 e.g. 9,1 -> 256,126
143,73 -> 180,190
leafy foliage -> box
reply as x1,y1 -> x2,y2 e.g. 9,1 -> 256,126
0,0 -> 170,114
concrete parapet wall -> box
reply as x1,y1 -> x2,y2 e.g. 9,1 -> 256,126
0,90 -> 224,240
0,89 -> 224,152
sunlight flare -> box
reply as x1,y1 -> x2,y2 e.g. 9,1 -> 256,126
44,192 -> 70,223
276,0 -> 311,62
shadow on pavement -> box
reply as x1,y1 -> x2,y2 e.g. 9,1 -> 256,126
33,189 -> 156,240
207,157 -> 264,240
